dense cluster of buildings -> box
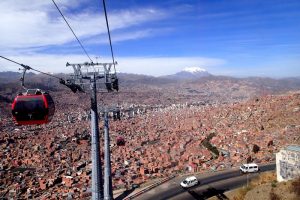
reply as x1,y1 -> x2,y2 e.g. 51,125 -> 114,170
0,91 -> 300,199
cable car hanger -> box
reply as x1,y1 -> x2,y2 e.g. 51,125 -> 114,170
19,65 -> 46,98
20,64 -> 31,91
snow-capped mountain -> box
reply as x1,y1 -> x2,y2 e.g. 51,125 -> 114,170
162,67 -> 211,80
182,67 -> 207,73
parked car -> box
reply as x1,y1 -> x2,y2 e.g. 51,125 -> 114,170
240,163 -> 259,173
180,176 -> 199,188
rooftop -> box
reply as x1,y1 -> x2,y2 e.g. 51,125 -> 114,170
286,145 -> 300,152
242,163 -> 258,167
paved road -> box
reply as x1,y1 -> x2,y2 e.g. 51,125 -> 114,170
134,163 -> 275,200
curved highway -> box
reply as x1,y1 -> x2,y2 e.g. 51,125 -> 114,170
133,163 -> 275,200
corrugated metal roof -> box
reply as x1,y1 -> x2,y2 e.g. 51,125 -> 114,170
286,145 -> 300,152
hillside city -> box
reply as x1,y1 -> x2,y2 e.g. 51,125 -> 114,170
1,0 -> 300,199
0,71 -> 300,199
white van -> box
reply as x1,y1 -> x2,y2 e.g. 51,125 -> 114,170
180,176 -> 199,188
240,163 -> 259,173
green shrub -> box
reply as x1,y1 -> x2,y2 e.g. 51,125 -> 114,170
201,133 -> 219,158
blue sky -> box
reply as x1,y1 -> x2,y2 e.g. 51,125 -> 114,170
0,0 -> 299,77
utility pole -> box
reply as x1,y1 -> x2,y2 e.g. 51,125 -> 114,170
66,62 -> 118,200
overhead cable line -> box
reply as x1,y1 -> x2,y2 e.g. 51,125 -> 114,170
0,55 -> 62,80
51,0 -> 93,63
0,55 -> 84,93
102,0 -> 117,72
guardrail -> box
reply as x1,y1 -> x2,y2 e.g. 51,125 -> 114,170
124,175 -> 176,200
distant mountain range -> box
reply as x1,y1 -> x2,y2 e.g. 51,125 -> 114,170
1,70 -> 300,106
162,67 -> 212,80
1,70 -> 300,96
0,71 -> 35,82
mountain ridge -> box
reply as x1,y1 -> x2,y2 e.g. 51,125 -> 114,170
161,67 -> 212,80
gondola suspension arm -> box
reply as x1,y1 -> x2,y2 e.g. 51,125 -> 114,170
20,64 -> 31,90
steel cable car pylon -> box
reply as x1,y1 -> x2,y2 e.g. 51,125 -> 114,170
103,111 -> 113,200
90,73 -> 103,200
66,61 -> 118,200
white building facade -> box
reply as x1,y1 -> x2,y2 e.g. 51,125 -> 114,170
276,145 -> 300,182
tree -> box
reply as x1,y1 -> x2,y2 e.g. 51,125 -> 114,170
267,140 -> 273,147
253,144 -> 260,153
246,156 -> 252,163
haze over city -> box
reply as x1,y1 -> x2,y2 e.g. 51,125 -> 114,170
0,0 -> 300,77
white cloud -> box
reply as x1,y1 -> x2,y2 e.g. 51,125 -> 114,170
0,1 -> 227,77
0,54 -> 226,76
85,28 -> 173,44
0,0 -> 169,51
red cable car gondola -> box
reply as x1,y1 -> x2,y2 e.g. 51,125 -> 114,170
116,136 -> 125,146
11,89 -> 55,125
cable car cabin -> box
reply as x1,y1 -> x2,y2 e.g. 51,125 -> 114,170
11,90 -> 55,125
116,136 -> 125,146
